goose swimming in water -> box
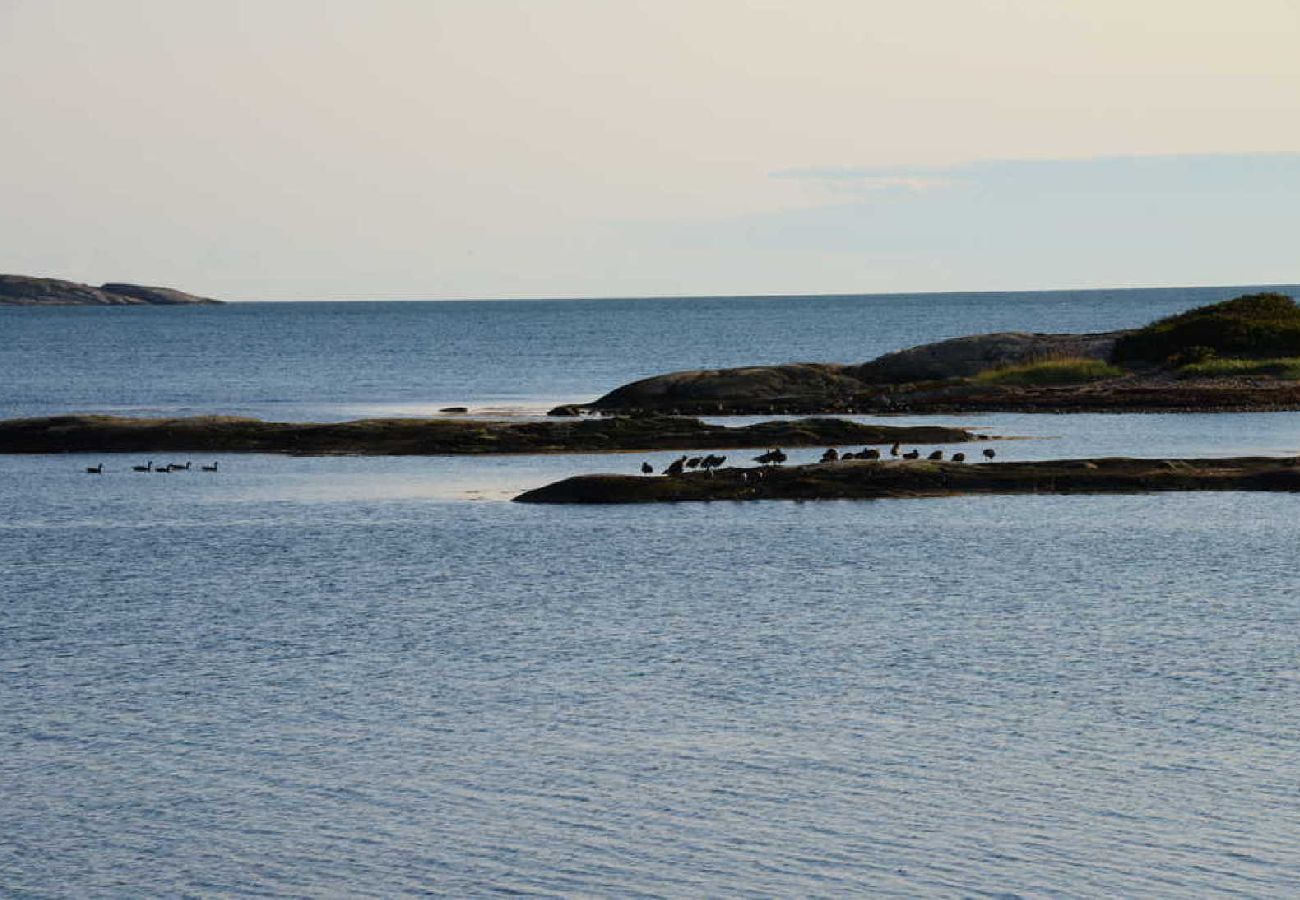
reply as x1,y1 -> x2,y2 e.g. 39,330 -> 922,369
201,461 -> 220,472
85,463 -> 103,474
132,461 -> 152,472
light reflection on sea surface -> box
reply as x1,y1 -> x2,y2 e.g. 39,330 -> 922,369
5,291 -> 1300,895
2,452 -> 1298,895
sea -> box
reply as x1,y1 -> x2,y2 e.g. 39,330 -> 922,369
3,286 -> 1299,897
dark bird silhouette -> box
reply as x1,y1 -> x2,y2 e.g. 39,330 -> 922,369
754,448 -> 787,466
928,450 -> 943,461
664,455 -> 687,476
155,466 -> 170,473
641,461 -> 654,475
132,461 -> 152,472
952,452 -> 966,462
700,454 -> 726,473
86,463 -> 103,474
201,462 -> 219,472
820,448 -> 839,463
890,442 -> 901,457
864,448 -> 881,460
902,449 -> 920,460
983,447 -> 997,460
167,462 -> 191,471
685,456 -> 703,469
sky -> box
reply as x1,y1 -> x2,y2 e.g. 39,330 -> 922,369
0,0 -> 1297,300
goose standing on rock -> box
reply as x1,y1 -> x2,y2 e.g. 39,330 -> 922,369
952,452 -> 966,463
820,448 -> 839,463
984,448 -> 997,460
641,461 -> 654,475
902,449 -> 920,460
928,450 -> 944,461
864,448 -> 881,460
890,442 -> 901,457
664,456 -> 687,476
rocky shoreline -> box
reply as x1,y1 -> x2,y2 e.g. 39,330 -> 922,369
0,414 -> 981,456
515,455 -> 1300,503
563,293 -> 1300,416
574,377 -> 1300,416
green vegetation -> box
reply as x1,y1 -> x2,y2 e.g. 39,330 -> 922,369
973,357 -> 1125,386
1111,292 -> 1300,364
1177,357 -> 1300,380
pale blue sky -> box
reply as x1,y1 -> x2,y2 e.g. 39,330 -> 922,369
0,1 -> 1296,299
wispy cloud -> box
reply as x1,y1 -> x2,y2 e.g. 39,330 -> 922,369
771,166 -> 957,197
772,152 -> 1300,197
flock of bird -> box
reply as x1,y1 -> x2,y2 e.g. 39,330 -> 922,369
84,461 -> 220,474
641,443 -> 996,475
648,453 -> 728,476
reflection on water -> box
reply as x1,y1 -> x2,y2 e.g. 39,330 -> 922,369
3,452 -> 1299,896
6,290 -> 1300,895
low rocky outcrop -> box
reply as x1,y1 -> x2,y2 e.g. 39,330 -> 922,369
0,414 -> 979,456
515,456 -> 1300,503
589,363 -> 862,414
582,332 -> 1128,415
848,330 -> 1127,383
578,293 -> 1300,415
0,274 -> 221,306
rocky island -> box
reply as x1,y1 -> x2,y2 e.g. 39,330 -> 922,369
515,455 -> 1300,503
0,413 -> 979,456
567,292 -> 1300,415
0,274 -> 221,306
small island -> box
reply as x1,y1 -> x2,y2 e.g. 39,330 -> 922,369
515,455 -> 1300,504
0,413 -> 981,456
570,292 -> 1300,415
0,274 -> 222,306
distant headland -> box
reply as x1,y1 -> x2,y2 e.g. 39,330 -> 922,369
0,274 -> 222,306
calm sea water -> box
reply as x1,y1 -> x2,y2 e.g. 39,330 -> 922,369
3,287 -> 1300,896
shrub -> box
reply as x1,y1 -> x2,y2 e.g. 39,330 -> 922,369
973,357 -> 1126,386
1111,292 -> 1300,364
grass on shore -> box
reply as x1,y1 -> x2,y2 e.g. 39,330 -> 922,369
1177,357 -> 1300,380
973,357 -> 1126,386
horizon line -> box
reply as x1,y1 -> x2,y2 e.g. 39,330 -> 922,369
222,280 -> 1300,303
